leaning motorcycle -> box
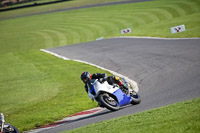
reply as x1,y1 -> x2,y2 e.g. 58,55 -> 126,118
87,78 -> 141,111
0,113 -> 19,133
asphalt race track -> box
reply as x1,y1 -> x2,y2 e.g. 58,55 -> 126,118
40,37 -> 200,132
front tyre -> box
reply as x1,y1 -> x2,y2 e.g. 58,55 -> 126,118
11,125 -> 19,133
130,91 -> 141,105
98,93 -> 119,111
1,124 -> 19,133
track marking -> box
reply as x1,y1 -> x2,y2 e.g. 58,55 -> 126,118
116,36 -> 200,40
26,107 -> 105,133
40,49 -> 139,92
38,37 -> 200,133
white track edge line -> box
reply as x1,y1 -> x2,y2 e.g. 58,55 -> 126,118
40,49 -> 139,92
115,36 -> 200,40
26,107 -> 105,133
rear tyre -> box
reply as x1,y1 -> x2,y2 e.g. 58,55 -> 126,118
130,91 -> 141,105
98,93 -> 119,111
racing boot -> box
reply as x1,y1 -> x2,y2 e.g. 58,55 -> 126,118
113,76 -> 129,93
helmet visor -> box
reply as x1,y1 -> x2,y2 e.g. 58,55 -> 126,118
82,77 -> 89,83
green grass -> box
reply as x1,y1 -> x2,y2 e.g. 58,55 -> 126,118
0,0 -> 128,20
63,98 -> 200,133
0,0 -> 200,132
0,50 -> 108,131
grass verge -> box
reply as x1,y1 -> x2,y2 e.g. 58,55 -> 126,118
64,98 -> 200,133
0,0 -> 128,20
0,50 -> 109,131
0,0 -> 199,132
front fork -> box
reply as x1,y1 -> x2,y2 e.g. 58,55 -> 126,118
96,93 -> 115,108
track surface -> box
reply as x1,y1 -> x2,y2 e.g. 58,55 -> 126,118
41,37 -> 200,132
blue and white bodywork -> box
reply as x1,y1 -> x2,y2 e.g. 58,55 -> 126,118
87,79 -> 141,111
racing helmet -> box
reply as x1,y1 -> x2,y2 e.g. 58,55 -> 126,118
81,71 -> 91,83
0,113 -> 5,124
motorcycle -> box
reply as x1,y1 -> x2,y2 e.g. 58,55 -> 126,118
87,78 -> 141,111
0,113 -> 19,133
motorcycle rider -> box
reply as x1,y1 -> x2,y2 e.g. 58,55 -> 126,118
80,71 -> 128,100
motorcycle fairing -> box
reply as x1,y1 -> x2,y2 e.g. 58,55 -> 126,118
90,86 -> 96,95
113,89 -> 132,106
89,79 -> 132,106
92,80 -> 119,97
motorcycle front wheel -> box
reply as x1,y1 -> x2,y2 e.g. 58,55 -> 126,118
1,124 -> 19,133
98,93 -> 119,111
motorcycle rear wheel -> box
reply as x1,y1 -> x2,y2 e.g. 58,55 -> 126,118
130,91 -> 141,105
98,93 -> 119,111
